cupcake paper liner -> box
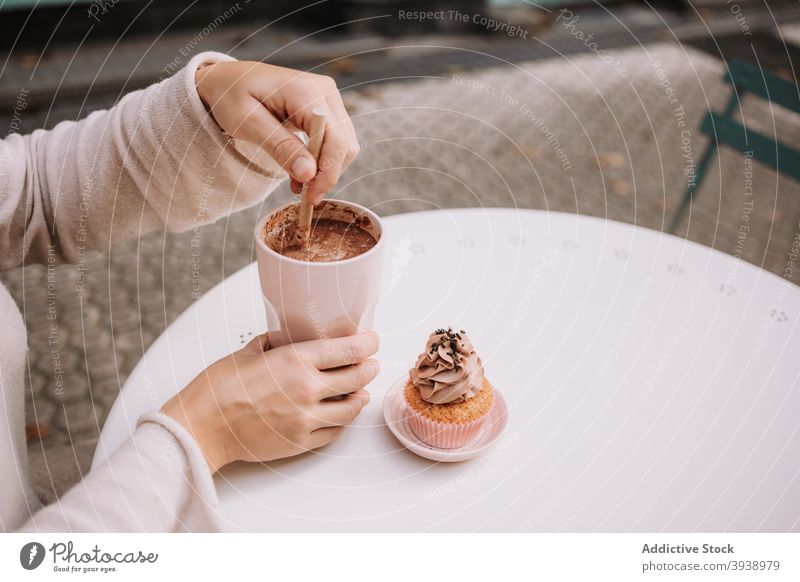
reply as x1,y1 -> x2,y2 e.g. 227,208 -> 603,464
404,395 -> 489,449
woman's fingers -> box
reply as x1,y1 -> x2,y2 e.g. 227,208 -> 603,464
255,71 -> 359,200
305,129 -> 346,204
316,358 -> 380,398
305,99 -> 359,204
309,389 -> 370,429
326,92 -> 360,171
196,62 -> 360,194
236,96 -> 318,183
305,426 -> 345,450
300,331 -> 380,370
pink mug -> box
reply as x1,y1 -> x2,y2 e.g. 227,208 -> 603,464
254,200 -> 385,348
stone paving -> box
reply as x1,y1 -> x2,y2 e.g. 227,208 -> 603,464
2,38 -> 799,501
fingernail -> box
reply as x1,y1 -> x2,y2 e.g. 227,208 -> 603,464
291,157 -> 315,182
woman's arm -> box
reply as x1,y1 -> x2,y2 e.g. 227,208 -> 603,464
0,51 -> 285,268
17,414 -> 220,532
17,332 -> 379,532
2,53 -> 367,531
0,51 -> 357,269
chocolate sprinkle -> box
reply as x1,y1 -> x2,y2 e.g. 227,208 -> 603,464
429,326 -> 466,370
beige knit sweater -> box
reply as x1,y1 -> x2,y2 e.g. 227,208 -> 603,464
0,52 -> 287,532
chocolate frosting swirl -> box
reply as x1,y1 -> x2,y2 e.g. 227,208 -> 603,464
409,328 -> 485,404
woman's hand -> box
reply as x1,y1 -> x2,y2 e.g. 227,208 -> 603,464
195,60 -> 359,203
161,331 -> 380,474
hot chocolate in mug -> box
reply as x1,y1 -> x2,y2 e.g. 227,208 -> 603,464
254,200 -> 385,348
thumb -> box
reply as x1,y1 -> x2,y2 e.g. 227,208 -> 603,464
240,103 -> 317,182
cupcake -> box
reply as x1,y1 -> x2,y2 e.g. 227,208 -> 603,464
404,327 -> 494,449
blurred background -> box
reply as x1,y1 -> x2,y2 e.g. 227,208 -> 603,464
1,0 -> 799,501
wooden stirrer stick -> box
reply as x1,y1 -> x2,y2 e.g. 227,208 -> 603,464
297,108 -> 327,245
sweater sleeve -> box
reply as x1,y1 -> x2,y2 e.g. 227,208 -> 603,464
17,411 -> 221,532
0,51 -> 288,269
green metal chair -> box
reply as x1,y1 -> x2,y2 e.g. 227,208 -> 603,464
669,58 -> 800,233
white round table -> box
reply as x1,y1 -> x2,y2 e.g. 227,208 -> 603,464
93,208 -> 800,532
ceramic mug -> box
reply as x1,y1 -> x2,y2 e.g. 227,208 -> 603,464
254,200 -> 385,348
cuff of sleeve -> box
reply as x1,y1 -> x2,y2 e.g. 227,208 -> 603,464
182,51 -> 289,180
136,410 -> 219,508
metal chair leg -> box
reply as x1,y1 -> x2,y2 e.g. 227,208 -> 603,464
668,140 -> 718,234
